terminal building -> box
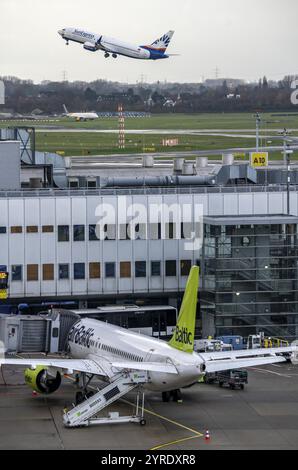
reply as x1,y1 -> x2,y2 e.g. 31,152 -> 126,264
0,128 -> 298,341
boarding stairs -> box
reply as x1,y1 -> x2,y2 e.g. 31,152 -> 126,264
63,370 -> 148,428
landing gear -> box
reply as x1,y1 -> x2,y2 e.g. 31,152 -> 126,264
112,53 -> 118,58
65,40 -> 69,46
162,389 -> 183,403
172,389 -> 183,403
75,391 -> 84,405
104,53 -> 110,58
162,391 -> 171,402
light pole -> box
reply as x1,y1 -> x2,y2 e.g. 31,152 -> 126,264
284,142 -> 293,215
255,112 -> 261,151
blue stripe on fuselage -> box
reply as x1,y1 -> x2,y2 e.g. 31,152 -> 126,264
140,47 -> 168,60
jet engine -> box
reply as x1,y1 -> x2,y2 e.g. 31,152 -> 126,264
24,366 -> 61,394
83,42 -> 97,52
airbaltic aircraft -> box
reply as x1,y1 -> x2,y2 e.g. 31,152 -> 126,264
58,28 -> 175,60
0,266 -> 297,427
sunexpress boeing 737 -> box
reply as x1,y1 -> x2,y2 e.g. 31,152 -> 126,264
58,28 -> 175,60
1,266 -> 297,428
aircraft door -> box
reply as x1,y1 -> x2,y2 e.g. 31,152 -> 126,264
7,324 -> 19,352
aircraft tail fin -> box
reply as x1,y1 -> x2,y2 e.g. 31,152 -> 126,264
150,31 -> 174,52
63,104 -> 68,114
169,265 -> 199,354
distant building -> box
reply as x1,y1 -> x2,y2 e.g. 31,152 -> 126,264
204,78 -> 245,89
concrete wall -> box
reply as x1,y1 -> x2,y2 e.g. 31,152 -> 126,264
0,141 -> 20,190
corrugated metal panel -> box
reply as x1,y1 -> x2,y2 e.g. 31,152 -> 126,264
58,310 -> 79,352
20,320 -> 47,352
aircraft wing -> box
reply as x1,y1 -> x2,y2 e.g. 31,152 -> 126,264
0,357 -> 178,377
199,346 -> 298,373
203,355 -> 286,374
199,346 -> 295,362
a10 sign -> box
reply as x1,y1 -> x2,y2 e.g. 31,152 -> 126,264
250,152 -> 269,168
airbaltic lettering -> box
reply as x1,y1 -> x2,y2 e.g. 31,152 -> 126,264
175,326 -> 193,345
68,325 -> 94,348
74,30 -> 94,39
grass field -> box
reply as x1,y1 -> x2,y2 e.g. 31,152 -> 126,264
35,131 -> 260,156
3,112 -> 298,131
2,112 -> 298,157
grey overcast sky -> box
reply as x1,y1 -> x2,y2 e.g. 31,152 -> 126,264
1,0 -> 298,83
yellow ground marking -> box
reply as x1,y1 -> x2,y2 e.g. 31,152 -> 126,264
63,374 -> 204,450
150,434 -> 201,451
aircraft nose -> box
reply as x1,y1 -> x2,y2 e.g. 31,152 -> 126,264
58,29 -> 65,36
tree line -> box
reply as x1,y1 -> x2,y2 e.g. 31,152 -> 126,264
1,75 -> 298,115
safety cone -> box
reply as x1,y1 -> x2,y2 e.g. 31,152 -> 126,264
32,390 -> 38,397
205,430 -> 210,441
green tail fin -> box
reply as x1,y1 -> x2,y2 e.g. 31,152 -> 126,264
169,265 -> 199,354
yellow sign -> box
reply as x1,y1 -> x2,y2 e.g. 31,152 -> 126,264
0,273 -> 7,280
0,290 -> 8,300
250,152 -> 269,168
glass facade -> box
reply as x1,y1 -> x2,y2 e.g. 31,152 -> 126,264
201,218 -> 298,341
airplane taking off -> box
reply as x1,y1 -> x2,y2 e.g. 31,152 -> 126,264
1,266 -> 297,428
62,104 -> 98,121
58,28 -> 175,60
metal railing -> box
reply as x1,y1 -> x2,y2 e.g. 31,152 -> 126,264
1,184 -> 298,198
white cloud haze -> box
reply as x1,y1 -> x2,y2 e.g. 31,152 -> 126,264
1,0 -> 297,83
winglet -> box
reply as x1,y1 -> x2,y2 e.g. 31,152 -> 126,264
169,266 -> 199,354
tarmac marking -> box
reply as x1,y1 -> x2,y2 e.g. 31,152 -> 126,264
64,375 -> 204,449
150,434 -> 201,451
251,367 -> 292,378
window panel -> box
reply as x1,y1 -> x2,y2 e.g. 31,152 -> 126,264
59,264 -> 69,280
119,224 -> 131,240
89,224 -> 98,241
11,226 -> 22,234
74,263 -> 85,280
89,262 -> 101,279
27,264 -> 38,282
151,261 -> 161,276
73,225 -> 85,242
11,265 -> 22,281
149,223 -> 161,240
105,262 -> 115,278
26,226 -> 38,233
181,260 -> 192,276
43,264 -> 54,281
104,224 -> 116,241
120,261 -> 131,278
135,261 -> 146,278
166,260 -> 176,277
42,225 -> 54,233
58,225 -> 69,242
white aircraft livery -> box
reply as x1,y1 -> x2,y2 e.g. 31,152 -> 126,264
62,104 -> 98,121
1,266 -> 297,428
58,28 -> 175,60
